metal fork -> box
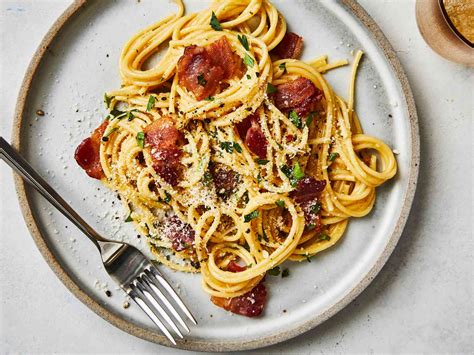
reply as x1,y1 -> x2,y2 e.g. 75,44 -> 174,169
0,137 -> 197,345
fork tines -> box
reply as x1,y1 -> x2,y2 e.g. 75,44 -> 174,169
128,266 -> 197,345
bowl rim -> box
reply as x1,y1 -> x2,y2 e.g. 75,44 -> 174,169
11,0 -> 420,351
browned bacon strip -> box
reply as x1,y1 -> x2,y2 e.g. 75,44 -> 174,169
271,77 -> 323,117
145,117 -> 184,186
164,215 -> 195,252
273,32 -> 304,59
177,36 -> 243,100
236,113 -> 268,159
291,177 -> 326,232
74,120 -> 108,180
211,282 -> 267,317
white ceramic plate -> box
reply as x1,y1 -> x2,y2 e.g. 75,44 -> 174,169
12,0 -> 419,351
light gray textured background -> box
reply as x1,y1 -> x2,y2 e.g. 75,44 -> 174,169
0,0 -> 472,353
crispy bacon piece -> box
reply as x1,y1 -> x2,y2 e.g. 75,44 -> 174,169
226,260 -> 247,273
271,77 -> 323,117
210,164 -> 239,197
291,177 -> 326,231
164,215 -> 195,252
145,117 -> 184,186
211,283 -> 267,317
273,32 -> 304,59
236,113 -> 268,159
74,120 -> 108,179
177,37 -> 243,100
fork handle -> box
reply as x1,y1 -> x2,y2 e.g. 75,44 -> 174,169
0,137 -> 107,247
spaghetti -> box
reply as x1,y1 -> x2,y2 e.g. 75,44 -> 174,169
74,0 -> 397,316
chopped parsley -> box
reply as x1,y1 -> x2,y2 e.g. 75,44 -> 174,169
244,210 -> 259,223
282,268 -> 290,278
197,74 -> 207,86
243,53 -> 254,68
292,162 -> 305,181
238,34 -> 249,51
268,266 -> 281,276
306,111 -> 316,127
102,127 -> 118,142
280,165 -> 292,179
305,254 -> 312,262
279,62 -> 286,72
318,233 -> 331,241
266,83 -> 277,94
328,152 -> 339,162
311,202 -> 321,214
241,190 -> 249,204
126,110 -> 136,121
146,95 -> 155,111
104,93 -> 112,109
233,142 -> 243,153
164,191 -> 171,203
203,171 -> 213,186
136,131 -> 145,148
210,11 -> 222,31
125,213 -> 133,222
204,96 -> 215,101
255,159 -> 269,165
275,200 -> 285,208
246,74 -> 251,79
220,141 -> 242,153
289,110 -> 302,129
257,173 -> 262,183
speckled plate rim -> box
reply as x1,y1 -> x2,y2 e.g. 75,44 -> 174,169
11,0 -> 419,352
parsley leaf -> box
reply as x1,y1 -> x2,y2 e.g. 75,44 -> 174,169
210,11 -> 222,31
101,127 -> 118,142
246,74 -> 251,79
318,233 -> 331,241
256,159 -> 269,165
204,96 -> 215,101
289,110 -> 302,128
279,62 -> 286,72
282,268 -> 290,278
220,141 -> 234,153
329,152 -> 339,161
311,202 -> 321,214
164,191 -> 171,203
203,171 -> 213,186
104,93 -> 112,109
244,210 -> 259,222
275,200 -> 285,208
238,34 -> 249,51
233,142 -> 242,153
146,95 -> 155,111
243,53 -> 254,68
306,111 -> 316,127
266,83 -> 277,94
280,165 -> 292,179
125,213 -> 133,222
136,131 -> 145,148
268,266 -> 281,276
197,74 -> 207,86
305,254 -> 312,262
292,162 -> 305,181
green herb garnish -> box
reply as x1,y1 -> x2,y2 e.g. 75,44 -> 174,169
104,93 -> 112,109
238,34 -> 249,51
125,213 -> 133,222
329,152 -> 339,161
291,162 -> 305,182
289,110 -> 302,128
210,11 -> 222,31
306,223 -> 316,230
282,268 -> 290,278
311,202 -> 321,214
243,53 -> 254,68
164,191 -> 171,203
266,83 -> 277,94
136,131 -> 145,148
256,159 -> 269,165
275,200 -> 285,208
197,74 -> 207,86
102,127 -> 118,142
279,62 -> 286,72
244,210 -> 259,223
220,141 -> 241,153
233,142 -> 242,153
305,254 -> 312,263
306,111 -> 316,127
146,95 -> 155,111
203,171 -> 213,186
246,74 -> 251,79
268,266 -> 281,276
318,233 -> 331,241
204,96 -> 215,101
280,165 -> 292,179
